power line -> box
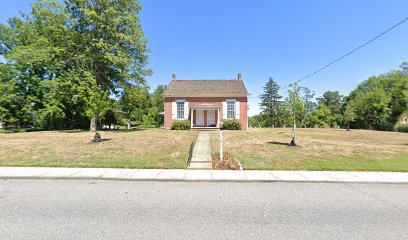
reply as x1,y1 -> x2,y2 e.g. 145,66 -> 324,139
280,16 -> 408,90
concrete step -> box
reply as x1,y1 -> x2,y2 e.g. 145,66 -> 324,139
189,162 -> 212,169
190,157 -> 212,162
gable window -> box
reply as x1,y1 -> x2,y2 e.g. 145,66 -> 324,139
177,102 -> 184,119
227,101 -> 235,119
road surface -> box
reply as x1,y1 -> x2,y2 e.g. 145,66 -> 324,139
0,179 -> 407,239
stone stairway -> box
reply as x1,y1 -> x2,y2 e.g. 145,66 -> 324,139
189,131 -> 213,170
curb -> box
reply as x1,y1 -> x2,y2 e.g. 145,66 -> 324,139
1,167 -> 408,184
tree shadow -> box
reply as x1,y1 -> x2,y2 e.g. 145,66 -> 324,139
101,128 -> 146,132
89,138 -> 111,143
267,141 -> 290,146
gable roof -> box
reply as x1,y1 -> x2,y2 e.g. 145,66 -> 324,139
163,80 -> 249,97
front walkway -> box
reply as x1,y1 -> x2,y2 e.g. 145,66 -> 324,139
188,131 -> 212,169
1,167 -> 408,183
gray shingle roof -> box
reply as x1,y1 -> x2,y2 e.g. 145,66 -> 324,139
163,80 -> 249,97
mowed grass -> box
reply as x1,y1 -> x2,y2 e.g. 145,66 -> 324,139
0,129 -> 198,169
211,128 -> 408,171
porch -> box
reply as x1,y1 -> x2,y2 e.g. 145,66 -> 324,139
190,105 -> 221,129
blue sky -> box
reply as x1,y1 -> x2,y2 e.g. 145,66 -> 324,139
1,0 -> 408,116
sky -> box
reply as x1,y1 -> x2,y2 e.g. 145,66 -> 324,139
1,0 -> 408,116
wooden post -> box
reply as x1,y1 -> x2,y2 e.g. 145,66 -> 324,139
220,129 -> 223,162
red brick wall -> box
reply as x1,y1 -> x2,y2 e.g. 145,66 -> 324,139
164,97 -> 248,130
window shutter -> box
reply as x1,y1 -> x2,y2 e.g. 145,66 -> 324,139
184,102 -> 189,119
235,101 -> 240,120
172,101 -> 177,119
222,101 -> 227,119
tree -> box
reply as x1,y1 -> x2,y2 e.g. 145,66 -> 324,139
120,85 -> 150,126
259,77 -> 283,127
317,91 -> 343,115
64,0 -> 151,128
305,104 -> 331,128
346,67 -> 408,130
0,0 -> 151,131
302,87 -> 316,115
286,83 -> 305,146
343,101 -> 356,131
150,85 -> 166,127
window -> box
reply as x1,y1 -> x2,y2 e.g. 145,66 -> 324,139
177,102 -> 184,119
227,101 -> 235,119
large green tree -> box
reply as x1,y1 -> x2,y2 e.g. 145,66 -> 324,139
259,77 -> 283,127
0,0 -> 151,130
346,66 -> 408,130
64,0 -> 151,129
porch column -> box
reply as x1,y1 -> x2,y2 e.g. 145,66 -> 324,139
191,108 -> 193,128
217,109 -> 220,128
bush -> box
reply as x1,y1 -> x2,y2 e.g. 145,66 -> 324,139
395,124 -> 408,133
222,119 -> 241,130
212,152 -> 240,170
171,120 -> 190,130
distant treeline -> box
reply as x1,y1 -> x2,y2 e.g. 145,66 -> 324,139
251,63 -> 408,132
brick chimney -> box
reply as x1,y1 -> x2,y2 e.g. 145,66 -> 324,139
172,73 -> 176,81
237,73 -> 242,81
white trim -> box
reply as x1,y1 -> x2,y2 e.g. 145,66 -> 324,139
171,101 -> 177,120
222,101 -> 227,119
190,108 -> 193,128
235,101 -> 240,120
184,101 -> 189,119
217,109 -> 220,128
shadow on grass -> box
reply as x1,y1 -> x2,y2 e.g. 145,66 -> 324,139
89,138 -> 112,143
267,141 -> 290,146
100,128 -> 147,132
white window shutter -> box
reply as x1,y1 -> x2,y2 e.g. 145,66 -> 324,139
235,101 -> 240,119
222,101 -> 227,119
172,101 -> 177,119
184,102 -> 189,119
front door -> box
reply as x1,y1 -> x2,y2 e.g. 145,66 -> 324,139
196,110 -> 204,127
207,110 -> 215,127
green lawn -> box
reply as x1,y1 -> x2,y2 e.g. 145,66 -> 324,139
210,128 -> 408,172
0,129 -> 198,169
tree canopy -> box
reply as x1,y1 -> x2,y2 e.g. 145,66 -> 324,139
0,0 -> 159,129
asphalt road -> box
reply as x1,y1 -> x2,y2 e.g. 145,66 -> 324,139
0,179 -> 407,240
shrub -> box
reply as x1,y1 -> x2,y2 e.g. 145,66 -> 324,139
212,151 -> 240,170
395,124 -> 408,133
171,120 -> 190,130
222,119 -> 241,130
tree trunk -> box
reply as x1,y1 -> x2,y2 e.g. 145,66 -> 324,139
347,121 -> 350,131
90,115 -> 97,132
290,112 -> 297,146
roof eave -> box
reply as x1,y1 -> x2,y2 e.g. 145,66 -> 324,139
164,94 -> 249,98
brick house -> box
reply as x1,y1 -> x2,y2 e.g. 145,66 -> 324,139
163,74 -> 249,130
